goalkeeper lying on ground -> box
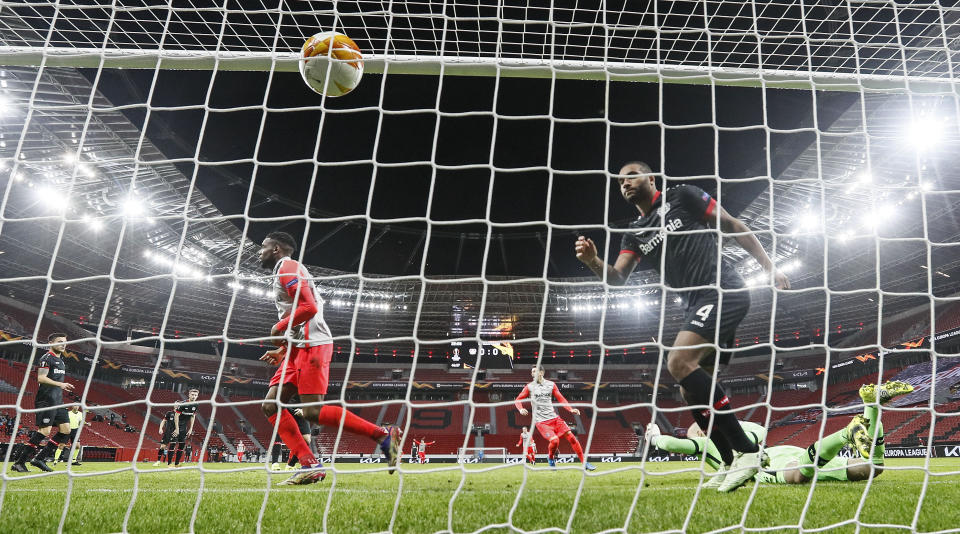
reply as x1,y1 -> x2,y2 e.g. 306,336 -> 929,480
645,380 -> 913,492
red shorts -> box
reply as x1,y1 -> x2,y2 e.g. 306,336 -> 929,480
418,451 -> 425,459
268,344 -> 333,395
526,446 -> 535,455
535,417 -> 571,441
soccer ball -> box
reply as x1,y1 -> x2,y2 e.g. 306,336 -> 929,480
299,31 -> 364,97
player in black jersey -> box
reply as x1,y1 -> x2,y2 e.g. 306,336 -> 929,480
155,409 -> 176,466
169,388 -> 199,467
11,333 -> 76,473
576,162 -> 789,490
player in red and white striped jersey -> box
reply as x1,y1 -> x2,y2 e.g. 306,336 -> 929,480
257,231 -> 400,485
515,365 -> 595,470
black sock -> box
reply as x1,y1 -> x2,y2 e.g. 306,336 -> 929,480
168,446 -> 175,464
15,443 -> 37,464
175,449 -> 183,465
39,432 -> 70,462
679,368 -> 758,454
157,449 -> 164,461
288,454 -> 298,467
689,407 -> 735,465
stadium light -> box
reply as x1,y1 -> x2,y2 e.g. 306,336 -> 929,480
62,152 -> 76,165
908,118 -> 944,150
123,196 -> 147,218
920,181 -> 933,191
82,214 -> 103,231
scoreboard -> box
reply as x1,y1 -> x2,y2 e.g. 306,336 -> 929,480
448,340 -> 515,369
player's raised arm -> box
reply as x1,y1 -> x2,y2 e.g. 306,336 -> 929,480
575,235 -> 637,286
716,207 -> 789,289
550,383 -> 580,416
514,385 -> 530,416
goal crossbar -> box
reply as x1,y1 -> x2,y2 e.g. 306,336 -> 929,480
0,46 -> 955,93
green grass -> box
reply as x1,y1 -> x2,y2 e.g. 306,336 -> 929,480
0,459 -> 957,533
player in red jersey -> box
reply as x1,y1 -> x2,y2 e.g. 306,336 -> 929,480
515,365 -> 596,470
416,438 -> 435,464
257,231 -> 400,485
517,427 -> 536,465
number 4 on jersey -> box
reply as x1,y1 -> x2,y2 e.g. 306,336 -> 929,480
696,304 -> 714,322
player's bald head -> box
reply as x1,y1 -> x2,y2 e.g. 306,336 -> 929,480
619,161 -> 653,176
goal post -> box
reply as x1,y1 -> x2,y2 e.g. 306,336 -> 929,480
456,447 -> 508,464
0,45 -> 954,92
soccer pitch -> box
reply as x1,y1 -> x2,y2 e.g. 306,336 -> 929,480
1,459 -> 957,533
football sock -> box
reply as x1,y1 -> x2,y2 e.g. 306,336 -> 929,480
799,429 -> 848,478
71,446 -> 80,462
679,368 -> 758,454
157,448 -> 164,461
167,447 -> 175,465
268,411 -> 317,467
564,433 -> 585,463
687,403 -> 735,466
547,437 -> 560,459
175,448 -> 183,465
39,432 -> 70,462
16,431 -> 47,464
55,447 -> 63,462
316,406 -> 387,440
870,421 -> 885,466
862,405 -> 879,436
288,454 -> 298,468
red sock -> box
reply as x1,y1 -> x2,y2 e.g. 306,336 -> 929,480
565,433 -> 585,463
268,411 -> 317,467
317,405 -> 387,440
548,437 -> 559,459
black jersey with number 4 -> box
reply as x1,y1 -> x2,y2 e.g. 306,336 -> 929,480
36,351 -> 66,405
176,403 -> 198,425
619,185 -> 745,293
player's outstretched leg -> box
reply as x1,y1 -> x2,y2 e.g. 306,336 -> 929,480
787,417 -> 867,485
32,431 -> 68,472
562,432 -> 595,471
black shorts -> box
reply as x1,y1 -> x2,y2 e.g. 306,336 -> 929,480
680,288 -> 750,366
68,428 -> 78,443
174,429 -> 190,443
161,430 -> 174,445
35,402 -> 69,428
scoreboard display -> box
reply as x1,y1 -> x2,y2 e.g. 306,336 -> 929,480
448,340 -> 515,369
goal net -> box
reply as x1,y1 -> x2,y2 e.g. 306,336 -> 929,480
0,1 -> 958,533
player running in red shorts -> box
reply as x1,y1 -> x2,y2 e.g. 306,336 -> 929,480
257,231 -> 400,485
515,365 -> 595,470
517,427 -> 536,465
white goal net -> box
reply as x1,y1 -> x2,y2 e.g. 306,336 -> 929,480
0,1 -> 959,533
